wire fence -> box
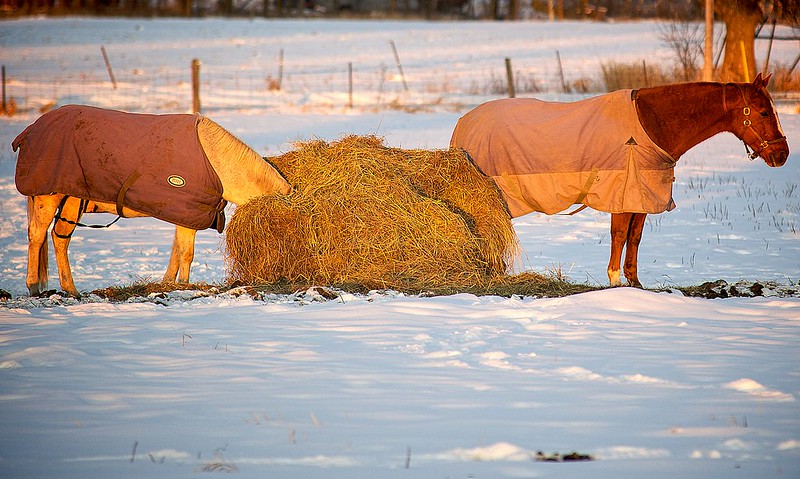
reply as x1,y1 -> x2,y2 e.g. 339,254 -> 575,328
3,52 -> 609,115
5,46 -> 798,116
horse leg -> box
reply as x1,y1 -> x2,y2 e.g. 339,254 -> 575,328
622,213 -> 647,288
607,212 -> 633,287
162,226 -> 197,284
26,195 -> 60,296
51,197 -> 84,298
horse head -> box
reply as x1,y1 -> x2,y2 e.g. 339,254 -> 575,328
732,73 -> 789,167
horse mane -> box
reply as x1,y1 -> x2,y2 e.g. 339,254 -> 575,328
634,82 -> 733,159
638,80 -> 770,120
197,117 -> 291,195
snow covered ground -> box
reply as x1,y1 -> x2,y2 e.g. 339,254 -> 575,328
0,17 -> 798,478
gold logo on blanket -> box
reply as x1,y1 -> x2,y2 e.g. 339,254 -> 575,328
167,175 -> 186,188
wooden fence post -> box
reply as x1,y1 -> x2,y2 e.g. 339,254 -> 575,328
390,40 -> 408,92
555,50 -> 568,93
703,0 -> 714,81
505,57 -> 515,98
192,59 -> 201,114
642,59 -> 649,87
277,48 -> 284,91
347,62 -> 353,109
101,46 -> 117,90
1,65 -> 6,114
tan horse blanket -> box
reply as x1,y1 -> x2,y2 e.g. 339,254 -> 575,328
451,89 -> 677,217
13,105 -> 227,231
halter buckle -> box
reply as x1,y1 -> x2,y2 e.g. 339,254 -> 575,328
746,144 -> 758,160
743,106 -> 750,116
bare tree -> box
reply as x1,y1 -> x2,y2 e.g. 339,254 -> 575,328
658,21 -> 704,81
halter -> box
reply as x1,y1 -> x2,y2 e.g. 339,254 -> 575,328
723,83 -> 787,161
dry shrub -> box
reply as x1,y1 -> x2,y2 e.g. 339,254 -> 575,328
2,98 -> 17,116
601,61 -> 670,91
225,135 -> 519,291
770,63 -> 800,92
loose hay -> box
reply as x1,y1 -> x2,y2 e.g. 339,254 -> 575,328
225,135 -> 519,291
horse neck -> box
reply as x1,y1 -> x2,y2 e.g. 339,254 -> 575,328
198,119 -> 291,205
214,152 -> 288,205
635,82 -> 735,160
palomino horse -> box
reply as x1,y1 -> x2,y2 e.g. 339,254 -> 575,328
13,105 -> 291,297
451,74 -> 789,287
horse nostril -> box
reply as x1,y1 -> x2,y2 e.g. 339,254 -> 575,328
773,150 -> 788,167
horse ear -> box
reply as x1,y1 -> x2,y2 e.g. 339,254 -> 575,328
753,72 -> 771,88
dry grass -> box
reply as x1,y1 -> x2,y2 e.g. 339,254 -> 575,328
770,63 -> 800,92
90,280 -> 219,300
601,61 -> 672,91
225,135 -> 520,292
87,271 -> 598,302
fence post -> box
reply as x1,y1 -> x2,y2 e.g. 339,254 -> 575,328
101,46 -> 117,90
1,65 -> 6,114
555,50 -> 568,93
505,57 -> 515,98
642,59 -> 649,87
192,58 -> 201,114
390,40 -> 408,92
348,62 -> 353,109
277,48 -> 284,91
703,0 -> 714,81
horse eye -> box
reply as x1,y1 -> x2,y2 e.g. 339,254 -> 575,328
760,111 -> 769,117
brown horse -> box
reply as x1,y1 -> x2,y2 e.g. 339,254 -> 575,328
14,106 -> 291,297
452,74 -> 789,287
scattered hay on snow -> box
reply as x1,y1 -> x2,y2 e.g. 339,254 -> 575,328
224,135 -> 520,291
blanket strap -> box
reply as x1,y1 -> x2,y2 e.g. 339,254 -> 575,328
53,197 -> 121,238
563,204 -> 589,216
561,167 -> 599,216
116,171 -> 142,217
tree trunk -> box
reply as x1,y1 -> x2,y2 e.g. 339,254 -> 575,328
220,0 -> 234,15
486,0 -> 498,19
716,0 -> 762,82
509,0 -> 519,20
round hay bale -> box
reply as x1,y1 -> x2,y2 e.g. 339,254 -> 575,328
225,135 -> 519,291
400,146 -> 519,275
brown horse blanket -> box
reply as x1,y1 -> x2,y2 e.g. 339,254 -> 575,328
13,105 -> 227,231
451,89 -> 677,217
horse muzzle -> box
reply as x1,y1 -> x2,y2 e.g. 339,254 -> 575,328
764,147 -> 789,167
